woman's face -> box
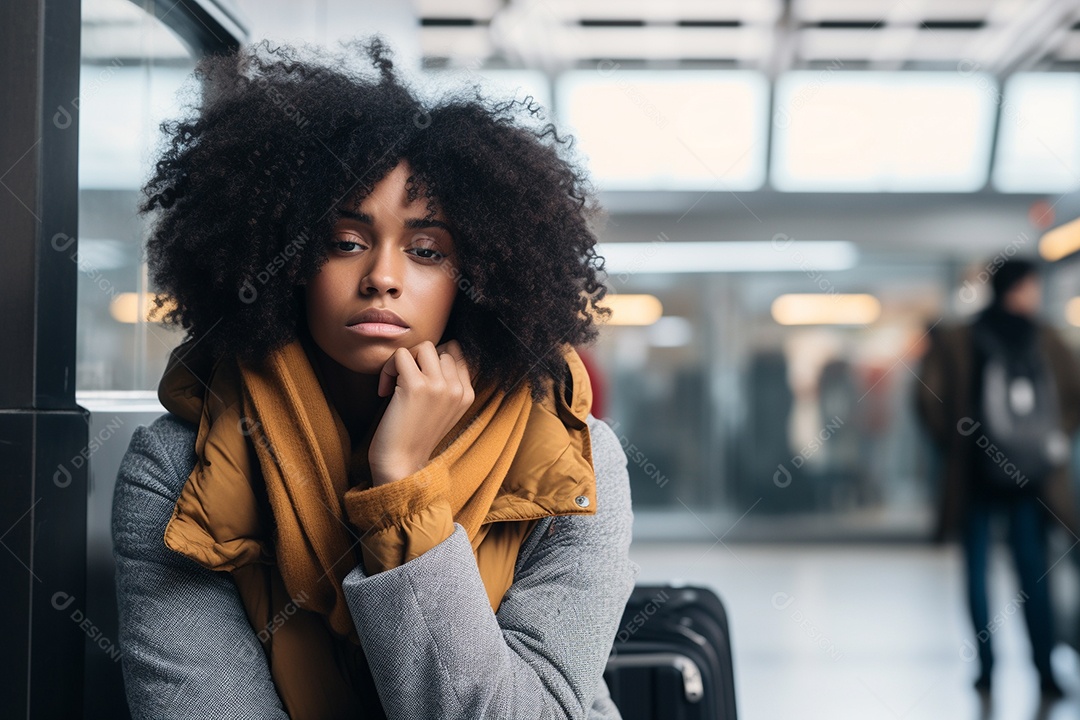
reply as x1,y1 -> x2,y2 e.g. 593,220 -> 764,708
305,160 -> 459,374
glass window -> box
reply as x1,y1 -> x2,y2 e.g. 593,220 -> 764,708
77,0 -> 195,391
595,258 -> 948,540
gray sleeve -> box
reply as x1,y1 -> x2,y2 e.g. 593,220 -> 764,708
342,415 -> 638,720
111,417 -> 289,720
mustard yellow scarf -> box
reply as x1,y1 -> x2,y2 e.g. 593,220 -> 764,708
159,336 -> 597,644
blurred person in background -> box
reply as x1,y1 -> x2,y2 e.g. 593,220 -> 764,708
916,259 -> 1080,698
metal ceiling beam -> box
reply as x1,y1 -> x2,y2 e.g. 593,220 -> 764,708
140,0 -> 248,54
981,0 -> 1080,75
766,0 -> 799,78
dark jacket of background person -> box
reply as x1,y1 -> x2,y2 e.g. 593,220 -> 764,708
916,319 -> 1080,541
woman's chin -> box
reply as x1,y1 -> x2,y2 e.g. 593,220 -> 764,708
339,354 -> 395,377
338,352 -> 393,375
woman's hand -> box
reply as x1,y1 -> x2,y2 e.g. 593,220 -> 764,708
368,339 -> 475,486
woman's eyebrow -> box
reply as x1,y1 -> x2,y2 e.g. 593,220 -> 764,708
336,208 -> 450,234
404,218 -> 452,233
336,208 -> 372,223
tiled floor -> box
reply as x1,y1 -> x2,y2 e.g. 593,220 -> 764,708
629,542 -> 1080,720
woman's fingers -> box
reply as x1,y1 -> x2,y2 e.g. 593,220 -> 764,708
414,341 -> 444,380
378,340 -> 473,400
434,339 -> 461,363
368,340 -> 477,483
447,344 -> 474,403
378,346 -> 423,396
437,341 -> 475,402
438,351 -> 463,400
377,352 -> 399,397
436,340 -> 471,382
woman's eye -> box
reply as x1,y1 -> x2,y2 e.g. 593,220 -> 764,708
411,246 -> 446,262
332,239 -> 364,253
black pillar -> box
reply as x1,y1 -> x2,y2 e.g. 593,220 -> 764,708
0,0 -> 89,718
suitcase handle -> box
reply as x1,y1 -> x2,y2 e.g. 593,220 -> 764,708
605,652 -> 705,703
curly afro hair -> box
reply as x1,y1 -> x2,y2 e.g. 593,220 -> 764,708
142,37 -> 611,403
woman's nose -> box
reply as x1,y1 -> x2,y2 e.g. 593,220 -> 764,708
360,243 -> 402,297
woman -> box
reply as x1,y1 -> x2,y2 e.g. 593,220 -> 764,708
111,38 -> 636,719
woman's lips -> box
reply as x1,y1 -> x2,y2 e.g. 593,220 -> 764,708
346,322 -> 410,338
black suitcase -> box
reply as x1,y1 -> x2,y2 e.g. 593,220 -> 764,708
605,584 -> 737,720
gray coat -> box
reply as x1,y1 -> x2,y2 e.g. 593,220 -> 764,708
112,412 -> 637,719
